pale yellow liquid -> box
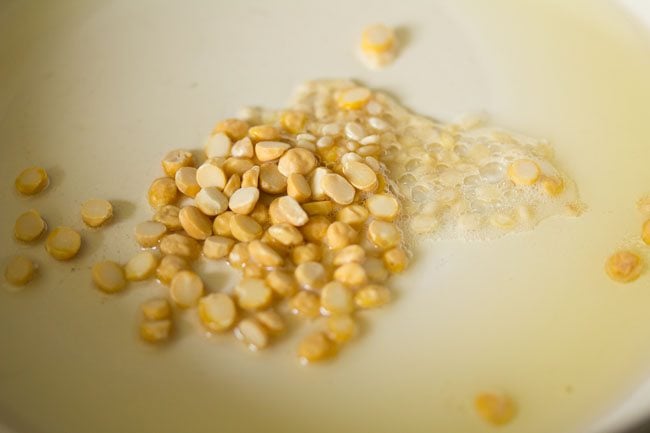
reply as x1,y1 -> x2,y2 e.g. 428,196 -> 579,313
1,1 -> 650,433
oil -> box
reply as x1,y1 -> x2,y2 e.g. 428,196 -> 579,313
0,0 -> 649,433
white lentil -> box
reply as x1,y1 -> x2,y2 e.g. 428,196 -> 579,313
14,210 -> 46,242
179,206 -> 213,240
231,136 -> 255,158
80,199 -> 113,228
205,132 -> 232,158
229,187 -> 260,215
92,261 -> 127,294
235,278 -> 273,311
196,160 -> 227,189
45,227 -> 81,260
5,256 -> 36,286
199,293 -> 237,332
195,187 -> 229,216
125,251 -> 158,281
322,173 -> 355,205
170,270 -> 204,308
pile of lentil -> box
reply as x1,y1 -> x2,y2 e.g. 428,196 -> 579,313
112,80 -> 411,363
5,80 -> 591,366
